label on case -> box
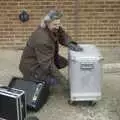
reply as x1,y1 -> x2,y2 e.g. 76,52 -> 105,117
80,63 -> 94,70
32,83 -> 42,102
32,95 -> 37,101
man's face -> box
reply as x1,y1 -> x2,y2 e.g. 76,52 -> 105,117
47,19 -> 61,33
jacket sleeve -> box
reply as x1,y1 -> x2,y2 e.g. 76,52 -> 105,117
28,29 -> 55,76
58,27 -> 72,46
34,43 -> 54,74
35,44 -> 66,81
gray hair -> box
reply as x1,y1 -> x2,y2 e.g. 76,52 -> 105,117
41,10 -> 63,28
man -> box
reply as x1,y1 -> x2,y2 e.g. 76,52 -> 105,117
19,10 -> 82,87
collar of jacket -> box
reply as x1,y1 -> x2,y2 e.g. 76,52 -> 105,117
44,26 -> 59,42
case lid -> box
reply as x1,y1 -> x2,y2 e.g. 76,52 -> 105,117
0,87 -> 24,97
69,44 -> 103,61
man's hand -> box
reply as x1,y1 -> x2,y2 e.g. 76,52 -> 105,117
68,41 -> 83,51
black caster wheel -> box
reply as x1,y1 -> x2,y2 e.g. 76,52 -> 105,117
68,100 -> 77,105
88,101 -> 97,106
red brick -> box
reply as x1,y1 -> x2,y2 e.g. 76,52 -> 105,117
0,0 -> 120,48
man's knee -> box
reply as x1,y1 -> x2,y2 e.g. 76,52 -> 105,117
55,55 -> 68,69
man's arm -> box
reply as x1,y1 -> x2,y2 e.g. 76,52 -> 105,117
58,27 -> 83,51
35,43 -> 66,82
58,27 -> 72,46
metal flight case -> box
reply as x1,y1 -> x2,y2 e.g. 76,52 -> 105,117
68,44 -> 103,105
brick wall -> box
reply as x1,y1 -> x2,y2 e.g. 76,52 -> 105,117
0,0 -> 120,49
77,0 -> 120,47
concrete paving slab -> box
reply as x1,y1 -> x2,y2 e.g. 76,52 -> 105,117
0,48 -> 120,120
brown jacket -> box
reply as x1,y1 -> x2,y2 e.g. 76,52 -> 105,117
19,26 -> 70,81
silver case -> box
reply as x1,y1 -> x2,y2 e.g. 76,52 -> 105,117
68,44 -> 103,102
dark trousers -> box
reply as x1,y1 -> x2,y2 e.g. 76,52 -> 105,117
54,55 -> 68,69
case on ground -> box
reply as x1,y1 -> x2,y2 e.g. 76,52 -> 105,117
0,86 -> 26,120
8,77 -> 50,111
68,44 -> 103,105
